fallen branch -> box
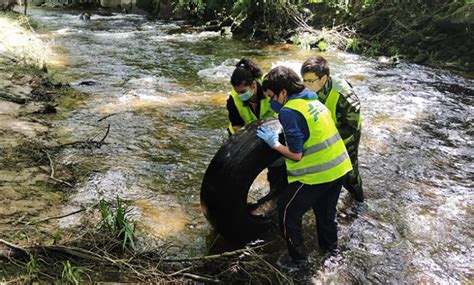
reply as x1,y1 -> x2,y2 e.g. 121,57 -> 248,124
181,273 -> 221,284
25,202 -> 98,226
0,238 -> 30,258
42,150 -> 73,187
161,242 -> 273,262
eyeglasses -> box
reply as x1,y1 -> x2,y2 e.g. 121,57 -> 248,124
303,78 -> 319,83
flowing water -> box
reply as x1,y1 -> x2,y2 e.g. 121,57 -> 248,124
25,8 -> 473,283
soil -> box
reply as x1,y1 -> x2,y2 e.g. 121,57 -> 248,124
0,57 -> 75,247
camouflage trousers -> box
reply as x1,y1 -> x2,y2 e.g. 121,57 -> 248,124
343,131 -> 363,196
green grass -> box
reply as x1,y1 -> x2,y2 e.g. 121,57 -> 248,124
61,260 -> 84,285
24,255 -> 38,279
99,197 -> 136,250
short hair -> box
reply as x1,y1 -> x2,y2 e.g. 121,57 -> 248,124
262,66 -> 305,95
301,56 -> 330,78
230,58 -> 263,87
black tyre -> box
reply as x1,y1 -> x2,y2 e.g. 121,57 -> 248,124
200,118 -> 284,244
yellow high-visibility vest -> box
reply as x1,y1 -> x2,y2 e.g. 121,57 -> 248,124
322,77 -> 361,144
283,98 -> 352,184
228,89 -> 275,134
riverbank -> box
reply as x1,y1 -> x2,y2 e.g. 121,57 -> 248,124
306,1 -> 474,73
0,13 -> 74,247
164,1 -> 474,74
0,12 -> 291,283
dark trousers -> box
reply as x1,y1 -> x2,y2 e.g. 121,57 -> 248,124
277,177 -> 344,252
266,158 -> 287,200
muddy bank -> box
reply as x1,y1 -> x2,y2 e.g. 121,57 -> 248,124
0,56 -> 77,244
0,12 -> 90,250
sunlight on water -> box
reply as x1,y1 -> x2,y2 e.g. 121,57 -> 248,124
135,199 -> 189,239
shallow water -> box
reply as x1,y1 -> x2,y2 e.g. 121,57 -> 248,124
27,8 -> 474,283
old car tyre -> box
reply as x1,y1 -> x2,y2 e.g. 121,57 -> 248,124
201,118 -> 284,244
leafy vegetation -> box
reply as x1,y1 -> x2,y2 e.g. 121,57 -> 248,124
169,0 -> 472,70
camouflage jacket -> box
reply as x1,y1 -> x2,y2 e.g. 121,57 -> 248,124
317,76 -> 361,144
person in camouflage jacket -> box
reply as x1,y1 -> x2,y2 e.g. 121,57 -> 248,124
300,56 -> 364,202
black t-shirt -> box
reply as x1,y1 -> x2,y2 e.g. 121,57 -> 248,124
226,83 -> 266,127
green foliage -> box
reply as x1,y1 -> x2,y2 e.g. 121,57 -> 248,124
61,261 -> 83,285
388,46 -> 400,56
317,40 -> 327,51
347,38 -> 361,53
291,33 -> 320,50
174,0 -> 233,18
99,197 -> 136,250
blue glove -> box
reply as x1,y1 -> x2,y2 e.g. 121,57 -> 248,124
256,126 -> 279,148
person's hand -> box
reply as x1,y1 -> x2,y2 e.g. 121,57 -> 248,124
256,126 -> 280,148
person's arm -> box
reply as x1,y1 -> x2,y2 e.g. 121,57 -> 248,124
335,89 -> 360,140
273,143 -> 302,161
257,109 -> 305,161
226,95 -> 244,130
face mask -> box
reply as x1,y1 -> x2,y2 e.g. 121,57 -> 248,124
270,99 -> 283,112
238,90 -> 253,102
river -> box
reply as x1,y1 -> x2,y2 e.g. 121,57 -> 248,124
26,8 -> 473,283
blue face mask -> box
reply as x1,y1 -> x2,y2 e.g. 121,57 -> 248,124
270,99 -> 283,112
238,90 -> 253,102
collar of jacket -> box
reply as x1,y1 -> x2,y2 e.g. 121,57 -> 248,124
318,76 -> 333,103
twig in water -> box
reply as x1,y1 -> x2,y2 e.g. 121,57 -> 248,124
57,124 -> 110,149
98,124 -> 110,145
97,113 -> 117,122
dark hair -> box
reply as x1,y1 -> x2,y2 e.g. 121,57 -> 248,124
262,66 -> 305,95
230,58 -> 263,87
301,56 -> 330,78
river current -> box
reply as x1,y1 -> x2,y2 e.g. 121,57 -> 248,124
27,9 -> 473,283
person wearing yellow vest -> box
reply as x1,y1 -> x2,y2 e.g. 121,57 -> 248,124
257,66 -> 352,264
301,56 -> 364,203
227,58 -> 275,135
227,59 -> 286,204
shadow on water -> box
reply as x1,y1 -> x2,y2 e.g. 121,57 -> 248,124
24,7 -> 474,283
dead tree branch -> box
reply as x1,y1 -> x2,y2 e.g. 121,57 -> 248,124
41,149 -> 73,187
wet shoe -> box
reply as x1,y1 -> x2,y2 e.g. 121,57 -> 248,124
351,187 -> 364,203
276,253 -> 309,272
319,247 -> 339,263
288,243 -> 308,263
